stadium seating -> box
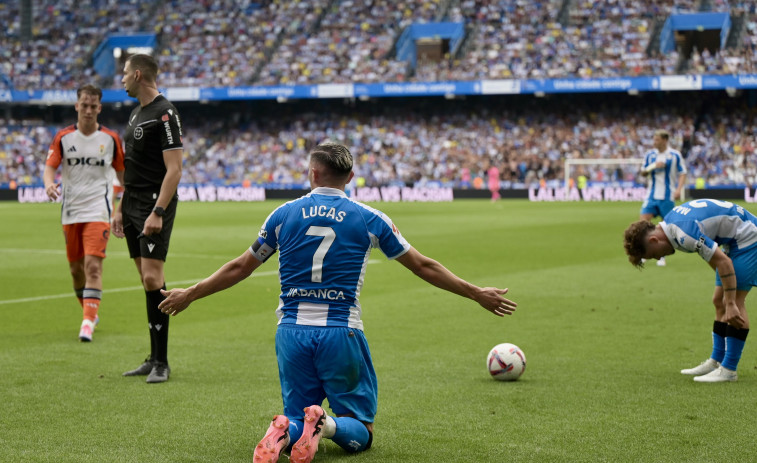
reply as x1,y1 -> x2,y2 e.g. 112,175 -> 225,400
0,0 -> 148,90
3,93 -> 755,189
2,0 -> 757,190
3,0 -> 757,89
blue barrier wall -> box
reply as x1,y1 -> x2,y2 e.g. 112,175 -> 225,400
3,73 -> 757,105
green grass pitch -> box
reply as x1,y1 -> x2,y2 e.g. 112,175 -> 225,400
1,199 -> 755,462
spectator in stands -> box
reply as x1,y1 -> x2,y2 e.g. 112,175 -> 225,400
3,94 -> 757,191
3,0 -> 757,89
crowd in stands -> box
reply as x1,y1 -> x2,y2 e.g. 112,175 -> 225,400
425,0 -> 707,81
3,1 -> 757,193
0,0 -> 149,90
3,0 -> 757,91
152,0 -> 333,88
0,124 -> 56,188
3,95 -> 756,190
256,0 -> 416,85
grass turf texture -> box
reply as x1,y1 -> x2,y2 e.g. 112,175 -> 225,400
1,199 -> 755,463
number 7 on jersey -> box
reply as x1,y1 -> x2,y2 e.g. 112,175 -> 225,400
305,226 -> 336,283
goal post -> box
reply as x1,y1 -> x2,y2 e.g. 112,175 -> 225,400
564,158 -> 687,202
563,158 -> 644,189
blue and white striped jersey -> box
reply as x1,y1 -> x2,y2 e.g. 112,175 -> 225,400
643,147 -> 686,201
661,199 -> 757,262
249,187 -> 411,330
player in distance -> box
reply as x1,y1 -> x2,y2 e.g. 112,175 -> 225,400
638,129 -> 687,267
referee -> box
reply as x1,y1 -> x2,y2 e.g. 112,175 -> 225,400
113,53 -> 183,383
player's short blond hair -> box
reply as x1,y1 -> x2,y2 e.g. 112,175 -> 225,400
654,129 -> 669,140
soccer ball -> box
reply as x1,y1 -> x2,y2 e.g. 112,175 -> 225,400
487,343 -> 526,381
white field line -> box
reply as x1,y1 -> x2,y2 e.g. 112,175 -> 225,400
0,258 -> 382,305
0,248 -> 232,259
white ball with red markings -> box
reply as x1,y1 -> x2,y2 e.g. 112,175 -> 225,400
487,343 -> 526,381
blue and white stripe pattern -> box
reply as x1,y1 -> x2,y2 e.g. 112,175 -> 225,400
643,147 -> 686,201
662,199 -> 757,262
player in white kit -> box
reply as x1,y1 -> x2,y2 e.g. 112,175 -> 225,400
44,84 -> 125,342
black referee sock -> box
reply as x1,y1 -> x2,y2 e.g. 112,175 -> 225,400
145,285 -> 170,364
144,289 -> 158,362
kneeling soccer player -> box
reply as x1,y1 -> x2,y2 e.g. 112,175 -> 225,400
158,142 -> 518,461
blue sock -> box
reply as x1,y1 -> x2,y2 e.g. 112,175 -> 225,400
288,419 -> 303,450
721,326 -> 749,371
711,321 -> 728,363
331,416 -> 371,453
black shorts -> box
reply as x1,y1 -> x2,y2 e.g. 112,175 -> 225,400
122,190 -> 178,261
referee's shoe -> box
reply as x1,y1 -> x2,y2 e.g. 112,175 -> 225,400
146,361 -> 171,383
123,358 -> 154,376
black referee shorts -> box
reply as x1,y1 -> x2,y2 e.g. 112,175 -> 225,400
121,190 -> 178,261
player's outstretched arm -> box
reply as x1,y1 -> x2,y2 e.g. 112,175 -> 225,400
395,247 -> 517,317
159,250 -> 263,316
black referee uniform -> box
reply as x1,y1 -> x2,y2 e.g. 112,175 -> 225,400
121,94 -> 183,374
122,94 -> 182,259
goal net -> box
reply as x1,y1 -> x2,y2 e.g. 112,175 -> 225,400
563,157 -> 687,202
564,158 -> 644,189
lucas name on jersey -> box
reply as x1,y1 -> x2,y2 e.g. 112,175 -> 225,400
301,205 -> 347,222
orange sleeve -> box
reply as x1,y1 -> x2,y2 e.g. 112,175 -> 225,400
45,126 -> 75,168
102,126 -> 125,171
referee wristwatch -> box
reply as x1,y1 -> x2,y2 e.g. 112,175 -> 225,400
152,206 -> 166,217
